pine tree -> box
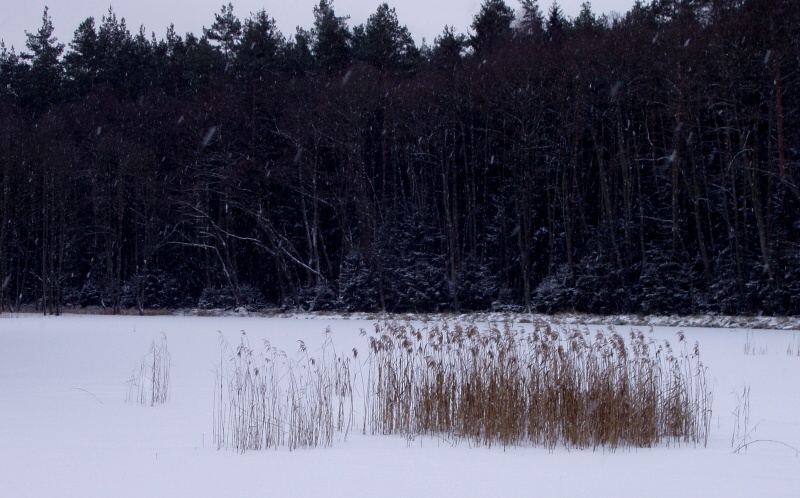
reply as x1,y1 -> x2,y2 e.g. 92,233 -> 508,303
236,10 -> 284,79
22,7 -> 64,110
94,8 -> 138,94
312,0 -> 351,71
352,3 -> 419,70
205,3 -> 242,62
0,42 -> 26,102
432,26 -> 467,67
518,0 -> 545,36
546,0 -> 567,41
470,0 -> 515,54
283,28 -> 314,75
573,2 -> 602,34
63,17 -> 98,96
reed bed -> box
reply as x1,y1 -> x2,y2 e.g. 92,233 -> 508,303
364,320 -> 713,450
788,335 -> 800,357
126,333 -> 171,406
213,328 -> 355,452
744,331 -> 769,355
212,320 -> 712,452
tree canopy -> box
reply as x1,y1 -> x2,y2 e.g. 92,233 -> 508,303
1,1 -> 799,316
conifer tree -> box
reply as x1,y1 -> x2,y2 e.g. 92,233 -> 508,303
352,3 -> 419,70
205,3 -> 242,62
22,7 -> 64,109
470,0 -> 515,54
312,0 -> 351,71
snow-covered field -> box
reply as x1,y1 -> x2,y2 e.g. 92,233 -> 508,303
1,313 -> 798,497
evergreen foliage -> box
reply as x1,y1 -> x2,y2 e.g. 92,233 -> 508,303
0,1 -> 799,316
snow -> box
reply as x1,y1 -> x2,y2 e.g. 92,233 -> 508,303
1,313 -> 799,497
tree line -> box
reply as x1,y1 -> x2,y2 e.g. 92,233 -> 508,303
1,0 -> 798,315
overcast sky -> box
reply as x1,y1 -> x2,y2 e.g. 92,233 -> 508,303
2,1 -> 637,55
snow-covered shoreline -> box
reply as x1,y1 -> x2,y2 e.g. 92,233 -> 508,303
5,308 -> 800,331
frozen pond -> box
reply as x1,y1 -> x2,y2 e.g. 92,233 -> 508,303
1,314 -> 798,497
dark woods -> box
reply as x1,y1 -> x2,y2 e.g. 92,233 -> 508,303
1,0 -> 798,315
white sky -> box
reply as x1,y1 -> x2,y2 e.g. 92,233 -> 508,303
1,1 -> 637,55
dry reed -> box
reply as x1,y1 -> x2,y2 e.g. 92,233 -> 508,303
213,328 -> 355,452
731,385 -> 750,448
787,335 -> 800,357
744,331 -> 768,355
212,320 -> 713,452
126,333 -> 171,405
364,320 -> 713,450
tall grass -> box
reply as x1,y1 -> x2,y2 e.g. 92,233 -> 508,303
744,331 -> 768,355
126,333 -> 171,405
364,320 -> 713,450
731,385 -> 751,448
213,320 -> 713,451
787,335 -> 800,357
213,328 -> 355,452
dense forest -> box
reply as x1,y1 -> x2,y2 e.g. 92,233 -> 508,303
0,0 -> 798,315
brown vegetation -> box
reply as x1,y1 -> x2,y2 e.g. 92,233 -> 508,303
214,320 -> 713,451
